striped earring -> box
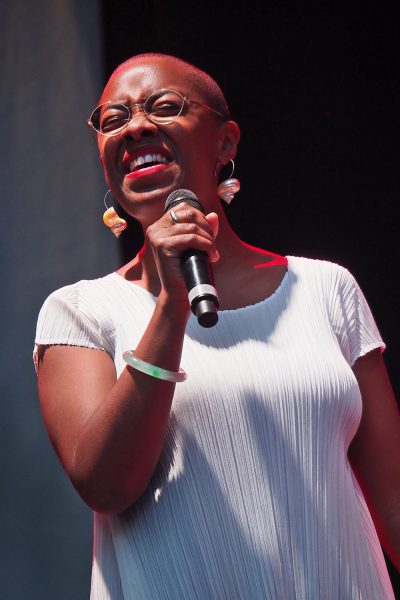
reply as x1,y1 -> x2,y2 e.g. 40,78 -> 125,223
217,159 -> 240,204
102,190 -> 127,238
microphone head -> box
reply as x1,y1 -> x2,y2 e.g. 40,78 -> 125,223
164,189 -> 204,213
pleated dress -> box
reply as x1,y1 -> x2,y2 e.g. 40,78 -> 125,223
34,256 -> 395,599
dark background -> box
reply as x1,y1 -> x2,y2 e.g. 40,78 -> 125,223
104,2 -> 399,395
102,1 -> 400,594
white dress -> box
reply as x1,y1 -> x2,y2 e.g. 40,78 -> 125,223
34,256 -> 395,599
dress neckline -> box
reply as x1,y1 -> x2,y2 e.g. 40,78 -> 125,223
110,256 -> 292,314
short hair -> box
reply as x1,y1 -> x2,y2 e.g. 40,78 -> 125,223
110,53 -> 231,120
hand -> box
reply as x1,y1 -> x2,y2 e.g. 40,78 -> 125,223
145,202 -> 219,300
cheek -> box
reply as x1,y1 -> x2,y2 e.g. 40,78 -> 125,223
194,140 -> 219,174
186,124 -> 220,165
98,138 -> 117,172
97,143 -> 118,189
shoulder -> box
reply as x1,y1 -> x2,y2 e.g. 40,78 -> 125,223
287,256 -> 384,364
43,272 -> 117,304
287,255 -> 357,292
286,255 -> 369,319
38,273 -> 118,318
288,255 -> 349,275
36,273 -> 120,341
34,273 -> 120,365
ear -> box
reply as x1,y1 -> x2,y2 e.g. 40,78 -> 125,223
218,120 -> 241,164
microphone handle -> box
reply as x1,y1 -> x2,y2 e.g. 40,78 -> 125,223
164,190 -> 219,328
181,249 -> 219,328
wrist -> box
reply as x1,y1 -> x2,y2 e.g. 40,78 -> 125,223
157,289 -> 191,323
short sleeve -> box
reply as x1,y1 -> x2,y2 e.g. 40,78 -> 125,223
330,266 -> 385,366
33,282 -> 115,373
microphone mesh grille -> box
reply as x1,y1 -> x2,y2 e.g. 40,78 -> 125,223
164,189 -> 204,213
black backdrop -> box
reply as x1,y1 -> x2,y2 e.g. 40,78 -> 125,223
100,1 -> 399,592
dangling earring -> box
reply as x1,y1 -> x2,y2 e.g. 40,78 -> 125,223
102,190 -> 127,238
217,159 -> 240,204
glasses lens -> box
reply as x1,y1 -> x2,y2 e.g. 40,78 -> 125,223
145,90 -> 184,123
91,103 -> 130,135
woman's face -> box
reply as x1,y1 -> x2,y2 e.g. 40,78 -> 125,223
97,58 -> 228,225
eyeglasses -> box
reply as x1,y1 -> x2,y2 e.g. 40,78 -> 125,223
87,88 -> 226,136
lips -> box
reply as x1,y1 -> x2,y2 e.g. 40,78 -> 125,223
122,145 -> 172,179
129,152 -> 169,171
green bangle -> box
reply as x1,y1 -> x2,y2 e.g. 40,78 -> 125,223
122,350 -> 187,383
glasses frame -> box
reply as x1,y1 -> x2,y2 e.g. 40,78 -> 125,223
87,88 -> 227,136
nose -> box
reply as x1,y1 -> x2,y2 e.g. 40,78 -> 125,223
122,104 -> 158,140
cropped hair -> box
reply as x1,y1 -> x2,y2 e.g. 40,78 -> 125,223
111,53 -> 231,121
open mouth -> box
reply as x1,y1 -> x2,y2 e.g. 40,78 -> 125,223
129,153 -> 170,173
122,148 -> 173,177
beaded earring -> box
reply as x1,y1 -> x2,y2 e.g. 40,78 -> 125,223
217,159 -> 240,204
102,190 -> 127,238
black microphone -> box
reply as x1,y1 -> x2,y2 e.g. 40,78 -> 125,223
164,189 -> 219,328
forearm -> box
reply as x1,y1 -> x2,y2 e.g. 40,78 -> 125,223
71,291 -> 190,513
350,351 -> 400,571
370,499 -> 400,572
350,453 -> 400,572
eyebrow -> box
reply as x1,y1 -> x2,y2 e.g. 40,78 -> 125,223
103,88 -> 190,104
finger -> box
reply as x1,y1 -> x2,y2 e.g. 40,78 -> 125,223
152,228 -> 219,262
168,206 -> 215,239
169,209 -> 180,225
169,205 -> 199,224
205,212 -> 219,239
165,223 -> 215,247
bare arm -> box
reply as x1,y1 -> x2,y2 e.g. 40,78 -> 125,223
37,206 -> 219,515
349,349 -> 400,570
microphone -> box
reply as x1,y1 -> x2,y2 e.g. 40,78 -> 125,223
164,189 -> 219,328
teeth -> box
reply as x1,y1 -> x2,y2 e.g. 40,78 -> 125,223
129,153 -> 169,172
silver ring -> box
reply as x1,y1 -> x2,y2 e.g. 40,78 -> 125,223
170,210 -> 179,224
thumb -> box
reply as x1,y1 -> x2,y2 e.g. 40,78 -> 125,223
205,212 -> 219,239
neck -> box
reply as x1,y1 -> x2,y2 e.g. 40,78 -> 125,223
118,200 -> 283,296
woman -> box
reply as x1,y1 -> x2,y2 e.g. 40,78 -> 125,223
34,53 -> 399,598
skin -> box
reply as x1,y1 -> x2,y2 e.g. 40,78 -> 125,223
37,56 -> 400,571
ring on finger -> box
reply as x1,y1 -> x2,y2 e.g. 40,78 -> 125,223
170,210 -> 180,224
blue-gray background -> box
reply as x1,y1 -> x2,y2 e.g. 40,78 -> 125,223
1,2 -> 398,598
